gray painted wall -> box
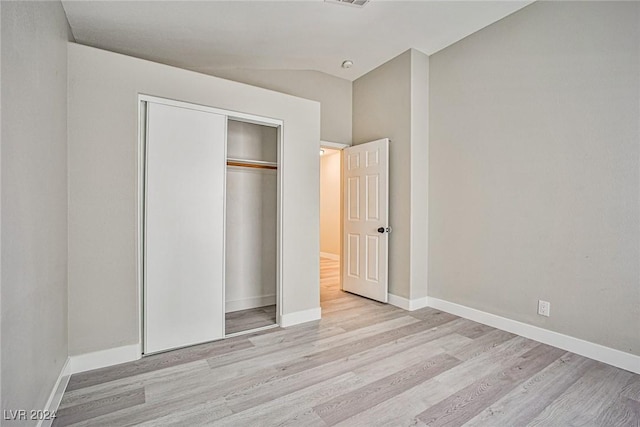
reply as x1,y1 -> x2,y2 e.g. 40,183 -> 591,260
354,50 -> 412,299
1,1 -> 71,421
429,1 -> 640,355
68,44 -> 321,355
353,49 -> 429,301
410,51 -> 430,301
211,69 -> 352,145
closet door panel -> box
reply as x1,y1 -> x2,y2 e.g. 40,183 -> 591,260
145,102 -> 226,354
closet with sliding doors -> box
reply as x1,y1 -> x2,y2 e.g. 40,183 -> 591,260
142,96 -> 280,355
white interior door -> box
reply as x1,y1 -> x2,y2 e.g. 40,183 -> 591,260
342,138 -> 390,302
144,102 -> 226,354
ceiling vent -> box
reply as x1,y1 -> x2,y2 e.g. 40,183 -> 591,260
325,0 -> 369,8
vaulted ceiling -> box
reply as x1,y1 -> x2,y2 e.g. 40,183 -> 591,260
62,1 -> 533,81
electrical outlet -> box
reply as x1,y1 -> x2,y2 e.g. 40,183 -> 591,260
538,300 -> 551,317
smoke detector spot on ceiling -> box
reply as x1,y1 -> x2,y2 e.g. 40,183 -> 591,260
325,0 -> 370,8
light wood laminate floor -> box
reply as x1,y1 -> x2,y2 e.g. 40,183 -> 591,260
225,305 -> 276,335
55,258 -> 640,426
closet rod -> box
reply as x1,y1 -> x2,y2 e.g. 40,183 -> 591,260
226,158 -> 278,170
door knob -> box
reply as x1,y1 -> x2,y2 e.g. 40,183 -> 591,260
377,227 -> 392,234
377,227 -> 385,233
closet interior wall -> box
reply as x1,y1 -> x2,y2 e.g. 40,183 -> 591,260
225,120 -> 278,325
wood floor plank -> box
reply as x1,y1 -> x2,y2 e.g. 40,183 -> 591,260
222,372 -> 362,426
269,314 -> 456,374
320,295 -> 374,314
66,393 -> 229,426
59,360 -> 210,410
224,333 -> 469,424
319,301 -> 399,324
225,325 -> 471,425
134,398 -> 232,426
449,328 -> 518,361
313,353 -> 461,425
237,334 -> 463,424
225,304 -> 276,334
455,322 -> 495,339
414,344 -> 566,427
65,337 -> 253,392
409,307 -> 453,321
622,375 -> 640,401
222,320 -> 469,414
527,362 -> 635,426
247,323 -> 345,348
340,307 -> 447,333
139,317 -> 422,408
336,336 -> 542,426
593,397 -> 640,427
195,317 -> 421,391
464,352 -> 596,426
434,336 -> 540,385
347,333 -> 469,385
216,373 -> 361,426
53,387 -> 145,426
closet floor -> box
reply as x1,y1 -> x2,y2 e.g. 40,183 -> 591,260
225,305 -> 276,335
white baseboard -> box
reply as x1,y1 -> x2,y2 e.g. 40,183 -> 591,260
69,344 -> 140,374
280,307 -> 322,327
226,294 -> 276,313
428,297 -> 640,375
388,293 -> 429,311
37,358 -> 71,427
320,252 -> 340,261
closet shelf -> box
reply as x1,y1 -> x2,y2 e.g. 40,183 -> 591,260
226,158 -> 278,170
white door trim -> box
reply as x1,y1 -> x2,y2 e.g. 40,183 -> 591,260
321,140 -> 350,150
139,94 -> 284,128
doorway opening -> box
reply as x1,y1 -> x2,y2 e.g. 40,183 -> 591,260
319,139 -> 391,308
319,143 -> 346,303
224,119 -> 279,336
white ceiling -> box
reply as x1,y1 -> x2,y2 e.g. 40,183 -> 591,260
61,0 -> 533,81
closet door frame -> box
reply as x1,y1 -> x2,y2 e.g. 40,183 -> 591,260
137,94 -> 284,356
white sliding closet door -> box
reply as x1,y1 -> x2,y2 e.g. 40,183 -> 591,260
145,102 -> 226,354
